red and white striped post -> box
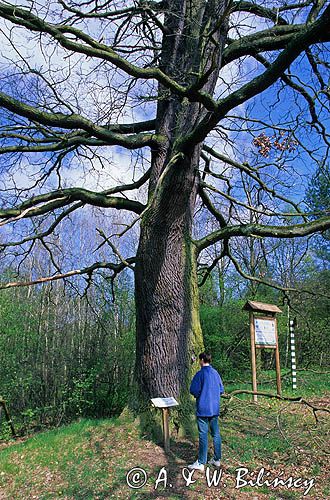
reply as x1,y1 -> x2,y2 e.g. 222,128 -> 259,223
289,319 -> 297,390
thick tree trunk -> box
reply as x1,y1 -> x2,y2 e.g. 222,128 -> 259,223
133,0 -> 229,431
134,150 -> 203,396
133,151 -> 204,435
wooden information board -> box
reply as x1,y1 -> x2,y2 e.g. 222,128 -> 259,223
151,397 -> 178,452
244,301 -> 282,403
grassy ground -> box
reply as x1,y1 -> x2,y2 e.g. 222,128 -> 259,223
0,371 -> 329,499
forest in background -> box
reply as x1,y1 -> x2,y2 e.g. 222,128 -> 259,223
0,174 -> 328,437
0,118 -> 329,438
0,0 -> 329,442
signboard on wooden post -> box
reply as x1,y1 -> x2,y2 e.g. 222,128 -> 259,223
254,317 -> 276,346
151,397 -> 179,452
244,301 -> 282,403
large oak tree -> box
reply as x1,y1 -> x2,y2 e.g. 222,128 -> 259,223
0,0 -> 329,422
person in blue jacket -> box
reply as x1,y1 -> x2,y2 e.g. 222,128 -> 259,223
188,352 -> 224,471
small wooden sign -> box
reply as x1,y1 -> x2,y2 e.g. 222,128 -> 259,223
151,397 -> 179,409
151,397 -> 178,453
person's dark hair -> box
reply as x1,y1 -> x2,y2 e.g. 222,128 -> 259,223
199,352 -> 212,364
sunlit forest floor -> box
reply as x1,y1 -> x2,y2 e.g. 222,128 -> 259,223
0,372 -> 329,499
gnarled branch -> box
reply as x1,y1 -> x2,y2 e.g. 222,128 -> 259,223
196,215 -> 330,252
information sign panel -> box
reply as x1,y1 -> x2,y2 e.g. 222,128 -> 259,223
151,397 -> 179,408
254,318 -> 277,346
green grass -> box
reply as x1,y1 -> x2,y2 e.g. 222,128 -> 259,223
0,370 -> 328,499
0,418 -> 115,497
323,485 -> 330,497
225,368 -> 330,396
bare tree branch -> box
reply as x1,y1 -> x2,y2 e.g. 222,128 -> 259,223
0,188 -> 145,222
223,390 -> 330,423
181,4 -> 330,149
196,215 -> 330,252
0,90 -> 162,148
0,259 -> 135,290
231,1 -> 288,25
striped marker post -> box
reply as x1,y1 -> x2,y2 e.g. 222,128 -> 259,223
289,319 -> 297,390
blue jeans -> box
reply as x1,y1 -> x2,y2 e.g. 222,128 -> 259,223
197,415 -> 222,464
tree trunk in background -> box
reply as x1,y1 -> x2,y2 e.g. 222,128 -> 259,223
133,0 -> 229,430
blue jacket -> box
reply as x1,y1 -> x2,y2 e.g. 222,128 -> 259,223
190,365 -> 224,417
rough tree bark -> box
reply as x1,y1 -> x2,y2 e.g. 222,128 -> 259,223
134,0 -> 230,425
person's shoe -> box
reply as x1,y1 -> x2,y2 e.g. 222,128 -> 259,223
208,457 -> 221,467
187,460 -> 205,471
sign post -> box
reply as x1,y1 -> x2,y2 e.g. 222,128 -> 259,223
162,408 -> 170,452
250,311 -> 258,403
244,301 -> 282,402
289,318 -> 297,390
150,397 -> 179,452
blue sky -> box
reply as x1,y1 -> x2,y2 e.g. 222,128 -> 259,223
0,0 -> 329,285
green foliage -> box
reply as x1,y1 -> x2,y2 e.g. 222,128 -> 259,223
0,270 -> 136,434
63,375 -> 95,417
305,163 -> 330,262
200,299 -> 249,379
306,163 -> 330,215
0,242 -> 328,438
0,420 -> 12,440
199,265 -> 329,380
